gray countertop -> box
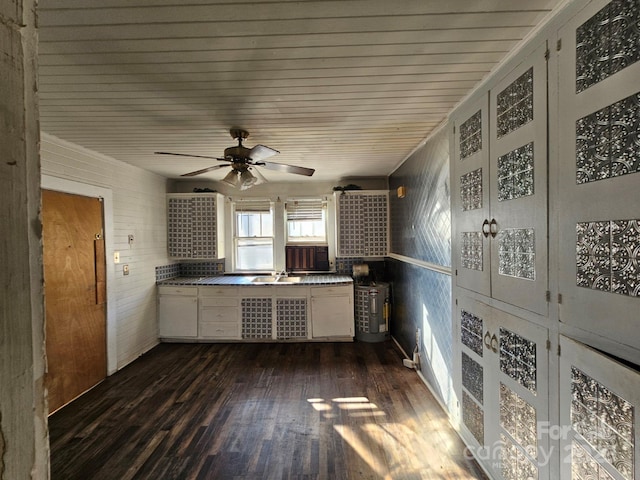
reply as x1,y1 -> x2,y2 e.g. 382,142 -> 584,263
158,274 -> 353,286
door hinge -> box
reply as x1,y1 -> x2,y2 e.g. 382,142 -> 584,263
455,269 -> 458,276
453,125 -> 456,134
455,298 -> 458,306
544,48 -> 550,60
558,293 -> 563,304
545,290 -> 551,302
557,39 -> 562,51
546,339 -> 551,351
558,344 -> 562,356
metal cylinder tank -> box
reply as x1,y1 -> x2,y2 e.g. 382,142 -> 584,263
354,282 -> 390,342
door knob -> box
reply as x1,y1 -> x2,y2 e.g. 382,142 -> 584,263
482,219 -> 490,238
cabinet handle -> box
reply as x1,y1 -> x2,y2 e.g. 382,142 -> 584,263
489,218 -> 498,238
482,219 -> 490,238
484,331 -> 492,350
490,333 -> 499,353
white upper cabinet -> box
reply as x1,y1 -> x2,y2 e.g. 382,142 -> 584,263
167,193 -> 225,259
556,0 -> 640,364
335,191 -> 389,257
452,41 -> 549,316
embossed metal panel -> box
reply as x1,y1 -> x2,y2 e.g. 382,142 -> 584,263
558,0 -> 640,362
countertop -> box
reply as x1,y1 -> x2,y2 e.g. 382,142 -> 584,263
158,274 -> 353,286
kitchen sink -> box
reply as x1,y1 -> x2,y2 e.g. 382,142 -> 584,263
251,275 -> 302,284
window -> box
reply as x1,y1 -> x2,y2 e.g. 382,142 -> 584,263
234,200 -> 273,271
286,199 -> 327,244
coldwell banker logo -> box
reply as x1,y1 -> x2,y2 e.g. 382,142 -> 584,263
463,422 -> 604,471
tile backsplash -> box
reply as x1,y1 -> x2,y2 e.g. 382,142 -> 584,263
155,260 -> 225,282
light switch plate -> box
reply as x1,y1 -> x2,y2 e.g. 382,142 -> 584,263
114,251 -> 120,263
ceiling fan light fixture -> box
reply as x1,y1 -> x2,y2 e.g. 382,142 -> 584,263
239,169 -> 257,190
221,169 -> 241,188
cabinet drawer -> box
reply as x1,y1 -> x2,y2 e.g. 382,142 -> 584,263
200,297 -> 238,307
199,286 -> 238,297
200,322 -> 240,338
311,285 -> 350,296
240,285 -> 274,296
158,286 -> 198,296
275,286 -> 308,297
200,306 -> 238,322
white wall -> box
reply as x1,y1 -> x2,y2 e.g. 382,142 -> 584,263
41,133 -> 171,371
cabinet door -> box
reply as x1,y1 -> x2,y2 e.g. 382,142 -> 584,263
159,295 -> 198,337
557,0 -> 640,363
456,295 -> 550,480
337,193 -> 364,257
559,336 -> 639,480
489,41 -> 549,316
192,196 -> 217,259
167,197 -> 192,258
363,194 -> 388,256
276,298 -> 308,339
241,297 -> 273,339
311,294 -> 353,338
452,95 -> 491,297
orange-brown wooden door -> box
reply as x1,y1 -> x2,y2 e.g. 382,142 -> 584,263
42,189 -> 107,413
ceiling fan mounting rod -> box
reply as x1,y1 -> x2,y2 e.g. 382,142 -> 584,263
229,128 -> 249,144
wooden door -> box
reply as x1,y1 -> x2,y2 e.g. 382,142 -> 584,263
42,189 -> 107,413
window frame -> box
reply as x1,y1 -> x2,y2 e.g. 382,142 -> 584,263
233,199 -> 274,272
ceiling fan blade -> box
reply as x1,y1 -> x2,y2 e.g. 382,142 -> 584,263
258,161 -> 315,177
155,151 -> 227,161
181,164 -> 229,177
248,144 -> 279,161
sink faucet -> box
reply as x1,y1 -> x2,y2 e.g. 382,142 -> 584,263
275,269 -> 288,278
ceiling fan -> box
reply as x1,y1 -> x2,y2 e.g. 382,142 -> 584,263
155,128 -> 315,190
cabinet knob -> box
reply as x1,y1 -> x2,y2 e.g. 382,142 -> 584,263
489,218 -> 498,238
484,331 -> 492,350
490,333 -> 499,353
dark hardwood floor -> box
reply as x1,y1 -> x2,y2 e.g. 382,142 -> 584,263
49,341 -> 487,479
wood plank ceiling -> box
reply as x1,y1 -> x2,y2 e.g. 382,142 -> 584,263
37,0 -> 565,183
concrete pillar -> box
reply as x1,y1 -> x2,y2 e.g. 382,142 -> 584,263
0,0 -> 48,478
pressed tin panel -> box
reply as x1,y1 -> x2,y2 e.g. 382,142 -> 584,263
500,433 -> 538,480
500,382 -> 537,457
459,109 -> 483,159
572,441 -> 615,480
576,0 -> 640,93
576,219 -> 640,297
498,142 -> 534,201
463,391 -> 484,445
498,228 -> 536,280
496,67 -> 534,138
571,366 -> 635,480
576,92 -> 640,184
462,351 -> 484,404
461,231 -> 483,271
500,327 -> 537,394
461,310 -> 483,357
460,168 -> 483,211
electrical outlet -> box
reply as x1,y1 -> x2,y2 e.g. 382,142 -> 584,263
416,328 -> 421,347
123,264 -> 129,275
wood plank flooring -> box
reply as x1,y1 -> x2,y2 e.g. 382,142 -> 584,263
49,341 -> 488,479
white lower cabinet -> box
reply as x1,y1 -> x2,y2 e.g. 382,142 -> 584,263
199,286 -> 240,340
158,283 -> 354,341
310,286 -> 354,338
455,294 -> 550,480
158,286 -> 198,338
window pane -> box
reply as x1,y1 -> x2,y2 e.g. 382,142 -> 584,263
236,238 -> 273,270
